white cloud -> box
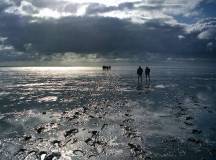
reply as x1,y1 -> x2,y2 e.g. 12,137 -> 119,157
198,29 -> 216,40
33,8 -> 72,19
2,0 -> 205,24
0,37 -> 8,43
0,44 -> 14,51
5,1 -> 37,16
178,35 -> 185,40
187,18 -> 216,40
0,36 -> 14,52
207,42 -> 214,51
62,0 -> 141,7
188,18 -> 216,33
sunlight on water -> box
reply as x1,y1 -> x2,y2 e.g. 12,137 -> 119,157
2,67 -> 102,76
9,67 -> 100,71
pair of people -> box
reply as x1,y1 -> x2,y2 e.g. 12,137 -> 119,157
137,66 -> 150,84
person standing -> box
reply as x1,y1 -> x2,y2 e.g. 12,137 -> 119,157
137,66 -> 143,84
145,66 -> 150,84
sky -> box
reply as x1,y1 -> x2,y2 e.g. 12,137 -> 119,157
0,0 -> 216,66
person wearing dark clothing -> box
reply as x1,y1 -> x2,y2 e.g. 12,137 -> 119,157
145,66 -> 150,84
137,66 -> 143,84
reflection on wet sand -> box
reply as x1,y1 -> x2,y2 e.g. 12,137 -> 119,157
0,67 -> 216,160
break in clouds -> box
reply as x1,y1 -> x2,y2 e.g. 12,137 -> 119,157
0,0 -> 216,65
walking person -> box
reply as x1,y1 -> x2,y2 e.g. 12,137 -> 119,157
145,66 -> 151,84
137,66 -> 143,84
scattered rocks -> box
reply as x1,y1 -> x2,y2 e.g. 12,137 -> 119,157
128,143 -> 146,157
14,148 -> 27,156
123,118 -> 135,123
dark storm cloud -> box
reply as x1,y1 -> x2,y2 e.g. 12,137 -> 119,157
0,0 -> 216,65
0,12 -> 215,60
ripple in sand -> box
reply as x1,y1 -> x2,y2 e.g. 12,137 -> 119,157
38,96 -> 58,102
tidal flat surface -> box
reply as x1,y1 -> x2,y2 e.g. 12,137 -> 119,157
0,66 -> 216,160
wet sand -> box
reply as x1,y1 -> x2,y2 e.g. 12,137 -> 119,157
0,67 -> 216,160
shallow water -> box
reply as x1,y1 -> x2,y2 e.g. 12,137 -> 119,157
0,66 -> 216,160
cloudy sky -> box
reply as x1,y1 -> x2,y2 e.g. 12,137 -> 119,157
0,0 -> 216,66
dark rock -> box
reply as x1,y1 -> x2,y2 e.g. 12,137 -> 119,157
51,140 -> 61,147
89,115 -> 95,118
38,151 -> 47,159
36,126 -> 45,134
85,138 -> 92,144
88,154 -> 96,158
101,123 -> 108,130
45,152 -> 61,160
187,137 -> 202,144
42,112 -> 46,115
184,121 -> 193,126
74,112 -> 81,115
14,148 -> 26,156
62,111 -> 68,114
186,116 -> 194,120
64,128 -> 78,137
91,131 -> 98,136
192,129 -> 202,134
24,135 -> 32,141
145,156 -> 152,160
210,148 -> 216,155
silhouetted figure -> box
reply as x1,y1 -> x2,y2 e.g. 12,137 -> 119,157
137,66 -> 143,84
102,65 -> 111,71
145,66 -> 150,84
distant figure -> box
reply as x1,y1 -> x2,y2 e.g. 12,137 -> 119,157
145,66 -> 150,84
137,66 -> 143,84
102,65 -> 111,71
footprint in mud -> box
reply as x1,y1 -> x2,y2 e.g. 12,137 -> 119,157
88,154 -> 97,159
73,150 -> 85,156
